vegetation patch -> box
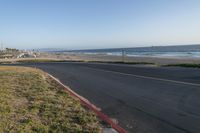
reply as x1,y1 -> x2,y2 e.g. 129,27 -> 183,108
16,59 -> 66,63
0,66 -> 100,132
87,61 -> 155,65
0,59 -> 86,64
164,63 -> 200,68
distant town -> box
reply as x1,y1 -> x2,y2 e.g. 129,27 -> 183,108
0,44 -> 38,59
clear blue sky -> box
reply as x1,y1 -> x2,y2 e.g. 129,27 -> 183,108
0,0 -> 200,49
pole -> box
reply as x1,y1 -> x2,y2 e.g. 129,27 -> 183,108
0,41 -> 3,51
122,49 -> 125,63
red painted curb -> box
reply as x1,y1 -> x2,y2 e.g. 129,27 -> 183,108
48,74 -> 128,133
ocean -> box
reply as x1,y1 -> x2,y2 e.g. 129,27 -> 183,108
55,44 -> 200,58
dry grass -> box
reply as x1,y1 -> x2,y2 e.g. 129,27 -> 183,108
0,66 -> 100,133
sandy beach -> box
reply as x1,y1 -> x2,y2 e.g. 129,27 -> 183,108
45,53 -> 200,65
1,53 -> 200,65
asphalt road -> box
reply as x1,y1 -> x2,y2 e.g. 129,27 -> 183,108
15,62 -> 200,133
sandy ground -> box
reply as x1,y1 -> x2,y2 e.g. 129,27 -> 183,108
1,53 -> 200,65
51,53 -> 200,65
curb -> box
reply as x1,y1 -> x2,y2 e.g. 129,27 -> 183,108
47,74 -> 128,133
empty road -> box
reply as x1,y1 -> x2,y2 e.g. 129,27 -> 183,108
15,62 -> 200,133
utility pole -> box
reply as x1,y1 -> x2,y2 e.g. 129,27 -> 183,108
0,41 -> 3,51
122,49 -> 126,63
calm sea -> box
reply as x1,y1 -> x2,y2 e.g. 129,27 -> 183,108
57,44 -> 200,58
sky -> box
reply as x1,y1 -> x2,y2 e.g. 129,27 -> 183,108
0,0 -> 200,50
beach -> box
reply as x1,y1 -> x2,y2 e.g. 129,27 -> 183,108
2,53 -> 200,65
42,53 -> 200,65
1,52 -> 200,66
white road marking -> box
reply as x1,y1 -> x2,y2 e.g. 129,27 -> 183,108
87,67 -> 200,87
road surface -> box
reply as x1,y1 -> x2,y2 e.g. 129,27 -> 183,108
14,62 -> 200,133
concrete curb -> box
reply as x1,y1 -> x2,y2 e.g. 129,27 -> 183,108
47,73 -> 128,133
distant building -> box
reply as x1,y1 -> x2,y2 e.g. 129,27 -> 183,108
17,53 -> 37,58
1,54 -> 14,59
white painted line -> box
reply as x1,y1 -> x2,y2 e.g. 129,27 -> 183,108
87,67 -> 200,87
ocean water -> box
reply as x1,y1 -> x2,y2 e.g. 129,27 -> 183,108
78,51 -> 200,58
60,44 -> 200,58
80,45 -> 200,58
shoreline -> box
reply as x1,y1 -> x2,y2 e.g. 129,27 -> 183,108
1,53 -> 200,66
58,53 -> 200,65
